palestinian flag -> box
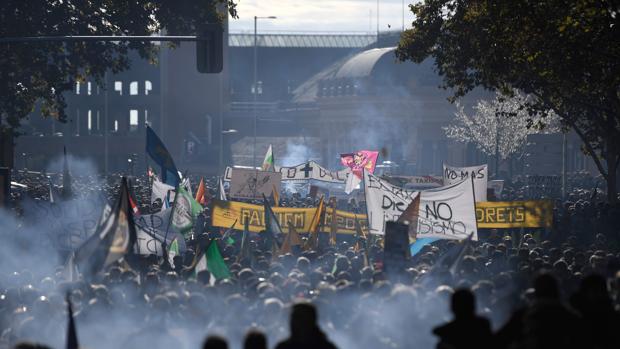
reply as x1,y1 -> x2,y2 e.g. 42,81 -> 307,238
194,241 -> 231,285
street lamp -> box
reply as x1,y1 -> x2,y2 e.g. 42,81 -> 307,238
253,15 -> 277,168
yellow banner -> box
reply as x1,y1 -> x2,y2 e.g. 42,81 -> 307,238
211,200 -> 368,234
475,200 -> 553,228
212,200 -> 316,233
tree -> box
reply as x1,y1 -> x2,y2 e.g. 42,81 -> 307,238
445,92 -> 560,174
0,0 -> 237,167
396,0 -> 620,203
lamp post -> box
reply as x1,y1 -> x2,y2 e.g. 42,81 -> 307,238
253,15 -> 277,168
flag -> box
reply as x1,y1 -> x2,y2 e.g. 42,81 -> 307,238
146,126 -> 180,187
195,177 -> 206,205
181,176 -> 192,197
75,177 -> 137,278
262,193 -> 284,238
304,197 -> 324,251
127,177 -> 141,216
409,238 -> 439,257
48,177 -> 56,204
220,219 -> 238,245
237,219 -> 251,263
329,199 -> 338,246
353,217 -> 367,252
151,178 -> 175,208
62,252 -> 78,282
194,240 -> 231,285
168,238 -> 180,268
344,169 -> 361,194
279,221 -> 302,255
218,177 -> 227,201
171,186 -> 203,233
341,150 -> 379,194
397,194 -> 421,240
272,184 -> 280,207
355,218 -> 371,268
448,232 -> 474,276
62,146 -> 72,199
261,144 -> 275,171
66,295 -> 79,349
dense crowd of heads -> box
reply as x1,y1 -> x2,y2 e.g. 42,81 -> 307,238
1,170 -> 619,349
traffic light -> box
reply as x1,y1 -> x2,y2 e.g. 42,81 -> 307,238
196,23 -> 223,74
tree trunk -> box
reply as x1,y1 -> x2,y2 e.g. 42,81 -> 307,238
0,129 -> 14,169
606,145 -> 618,204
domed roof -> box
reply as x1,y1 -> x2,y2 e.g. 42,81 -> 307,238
292,47 -> 397,103
292,46 -> 437,103
334,47 -> 396,79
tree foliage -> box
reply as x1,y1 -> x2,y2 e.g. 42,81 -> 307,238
397,0 -> 620,202
445,92 -> 560,160
0,0 -> 237,134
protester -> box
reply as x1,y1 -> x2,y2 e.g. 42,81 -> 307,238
0,169 -> 618,349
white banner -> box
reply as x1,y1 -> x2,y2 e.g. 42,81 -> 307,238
229,168 -> 282,200
151,179 -> 175,207
364,172 -> 478,240
416,179 -> 478,241
364,171 -> 418,235
224,161 -> 348,184
443,164 -> 488,201
134,209 -> 186,256
383,175 -> 443,189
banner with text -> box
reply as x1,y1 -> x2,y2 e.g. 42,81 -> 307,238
211,200 -> 366,234
417,179 -> 478,240
365,172 -> 478,240
443,163 -> 488,201
382,175 -> 443,189
364,171 -> 419,235
224,161 -> 348,184
476,200 -> 553,228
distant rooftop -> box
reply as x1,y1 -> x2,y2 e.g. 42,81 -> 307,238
228,33 -> 378,48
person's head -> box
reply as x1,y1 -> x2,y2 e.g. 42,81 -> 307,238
533,273 -> 560,300
451,288 -> 475,319
203,336 -> 228,349
244,330 -> 267,349
290,302 -> 318,337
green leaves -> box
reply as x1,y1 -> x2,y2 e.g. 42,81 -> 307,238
397,0 -> 620,202
0,0 -> 237,135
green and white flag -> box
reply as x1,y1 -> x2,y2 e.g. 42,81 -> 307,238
171,186 -> 203,233
261,144 -> 275,171
167,238 -> 180,268
194,241 -> 231,285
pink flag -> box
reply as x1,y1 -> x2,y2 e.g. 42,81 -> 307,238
340,150 -> 379,179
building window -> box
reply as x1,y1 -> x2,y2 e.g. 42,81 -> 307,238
87,82 -> 92,95
114,120 -> 119,132
76,82 -> 81,95
129,110 -> 139,132
145,80 -> 152,95
129,81 -> 138,95
144,109 -> 149,125
87,110 -> 92,132
114,81 -> 123,95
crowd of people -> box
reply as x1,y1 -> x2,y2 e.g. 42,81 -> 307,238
1,169 -> 619,349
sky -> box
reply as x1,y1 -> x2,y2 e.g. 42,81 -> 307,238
228,0 -> 416,34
